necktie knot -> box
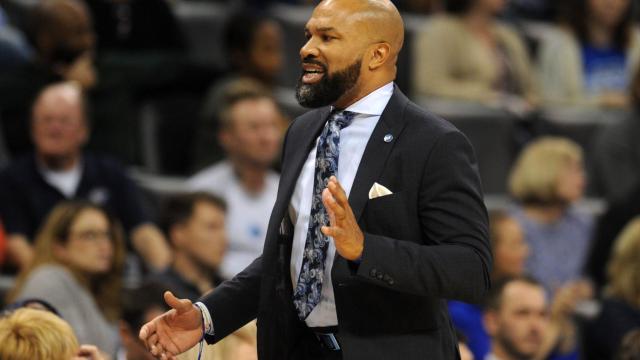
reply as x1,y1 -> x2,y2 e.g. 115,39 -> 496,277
329,110 -> 356,130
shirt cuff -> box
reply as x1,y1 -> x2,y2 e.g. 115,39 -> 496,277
194,302 -> 214,336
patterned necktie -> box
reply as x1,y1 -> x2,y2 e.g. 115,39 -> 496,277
293,110 -> 356,320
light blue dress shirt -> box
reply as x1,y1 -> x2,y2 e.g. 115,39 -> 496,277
289,82 -> 394,327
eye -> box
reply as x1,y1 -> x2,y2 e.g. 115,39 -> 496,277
322,35 -> 333,42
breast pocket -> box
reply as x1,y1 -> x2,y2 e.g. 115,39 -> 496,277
361,192 -> 412,240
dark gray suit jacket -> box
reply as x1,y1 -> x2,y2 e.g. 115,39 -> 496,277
201,86 -> 492,360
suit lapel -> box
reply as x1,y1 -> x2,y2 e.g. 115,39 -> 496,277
348,86 -> 410,222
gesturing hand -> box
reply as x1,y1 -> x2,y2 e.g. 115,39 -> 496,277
139,291 -> 203,360
321,176 -> 364,261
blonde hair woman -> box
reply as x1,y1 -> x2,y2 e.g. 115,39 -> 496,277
508,137 -> 593,294
7,201 -> 125,356
583,217 -> 640,358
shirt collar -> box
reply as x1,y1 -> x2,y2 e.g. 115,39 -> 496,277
333,82 -> 394,116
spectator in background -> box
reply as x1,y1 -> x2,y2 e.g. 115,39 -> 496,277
7,201 -> 124,357
195,13 -> 284,169
148,193 -> 258,360
0,82 -> 171,271
0,0 -> 96,157
508,137 -> 593,296
0,308 -> 106,360
450,210 -> 529,360
222,12 -> 283,88
483,276 -> 549,360
413,0 -> 535,110
85,0 -> 185,53
583,217 -> 640,359
538,0 -> 640,108
188,82 -> 283,279
150,192 -> 227,301
450,211 -> 584,360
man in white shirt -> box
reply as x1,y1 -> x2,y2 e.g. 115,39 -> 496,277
187,81 -> 284,279
0,82 -> 171,271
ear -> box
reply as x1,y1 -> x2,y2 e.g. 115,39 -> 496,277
483,311 -> 499,337
367,42 -> 392,71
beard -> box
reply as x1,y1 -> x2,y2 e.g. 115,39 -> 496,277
497,328 -> 540,360
295,57 -> 362,108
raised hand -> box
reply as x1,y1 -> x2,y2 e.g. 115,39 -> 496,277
321,176 -> 364,261
139,291 -> 204,359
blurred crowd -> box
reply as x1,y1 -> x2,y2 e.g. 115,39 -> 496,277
0,0 -> 639,359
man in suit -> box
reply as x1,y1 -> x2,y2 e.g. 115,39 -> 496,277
139,0 -> 492,359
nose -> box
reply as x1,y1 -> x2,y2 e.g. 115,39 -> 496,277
300,37 -> 319,60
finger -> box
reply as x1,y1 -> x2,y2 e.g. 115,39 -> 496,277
150,344 -> 160,357
322,188 -> 345,221
139,321 -> 156,342
164,291 -> 193,314
156,342 -> 165,357
322,189 -> 336,223
147,333 -> 159,351
327,177 -> 349,208
321,225 -> 343,239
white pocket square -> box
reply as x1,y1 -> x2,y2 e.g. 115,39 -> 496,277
368,182 -> 393,199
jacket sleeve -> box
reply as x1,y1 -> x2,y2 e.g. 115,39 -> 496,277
355,130 -> 492,303
200,256 -> 263,344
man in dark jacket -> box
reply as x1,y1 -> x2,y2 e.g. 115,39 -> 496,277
140,1 -> 492,359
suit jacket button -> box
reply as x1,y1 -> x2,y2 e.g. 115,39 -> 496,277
370,269 -> 378,277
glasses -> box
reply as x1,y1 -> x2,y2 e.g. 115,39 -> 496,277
68,229 -> 112,242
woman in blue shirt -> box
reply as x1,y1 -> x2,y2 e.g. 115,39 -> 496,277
538,0 -> 640,107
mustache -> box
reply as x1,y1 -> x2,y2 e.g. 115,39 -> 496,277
301,57 -> 327,72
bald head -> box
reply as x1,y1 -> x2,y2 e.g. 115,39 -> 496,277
296,0 -> 405,108
34,82 -> 84,114
32,82 -> 88,168
317,0 -> 404,57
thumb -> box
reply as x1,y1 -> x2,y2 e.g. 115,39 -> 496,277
164,291 -> 193,314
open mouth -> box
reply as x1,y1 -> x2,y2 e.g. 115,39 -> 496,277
302,63 -> 326,84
